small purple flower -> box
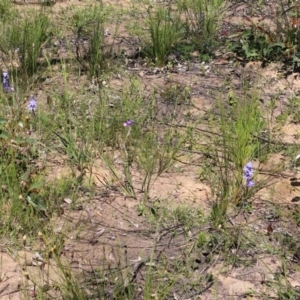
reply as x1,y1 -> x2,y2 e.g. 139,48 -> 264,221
28,97 -> 37,112
123,119 -> 134,127
2,71 -> 14,92
243,162 -> 254,177
243,161 -> 255,187
246,180 -> 255,187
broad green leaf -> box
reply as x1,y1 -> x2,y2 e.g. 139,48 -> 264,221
29,179 -> 45,191
0,130 -> 9,140
0,118 -> 7,125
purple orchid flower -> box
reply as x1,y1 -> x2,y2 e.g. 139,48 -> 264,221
28,97 -> 37,112
243,161 -> 255,187
2,71 -> 14,92
123,119 -> 134,127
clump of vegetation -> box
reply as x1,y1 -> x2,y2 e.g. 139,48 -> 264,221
227,1 -> 300,69
0,8 -> 50,79
177,0 -> 226,56
70,2 -> 110,77
130,1 -> 185,66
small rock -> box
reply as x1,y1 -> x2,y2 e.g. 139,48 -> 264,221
291,196 -> 300,202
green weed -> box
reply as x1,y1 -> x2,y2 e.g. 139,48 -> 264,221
178,0 -> 226,56
70,2 -> 110,78
132,1 -> 185,66
0,0 -> 15,22
207,91 -> 264,225
15,10 -> 50,77
227,1 -> 300,68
